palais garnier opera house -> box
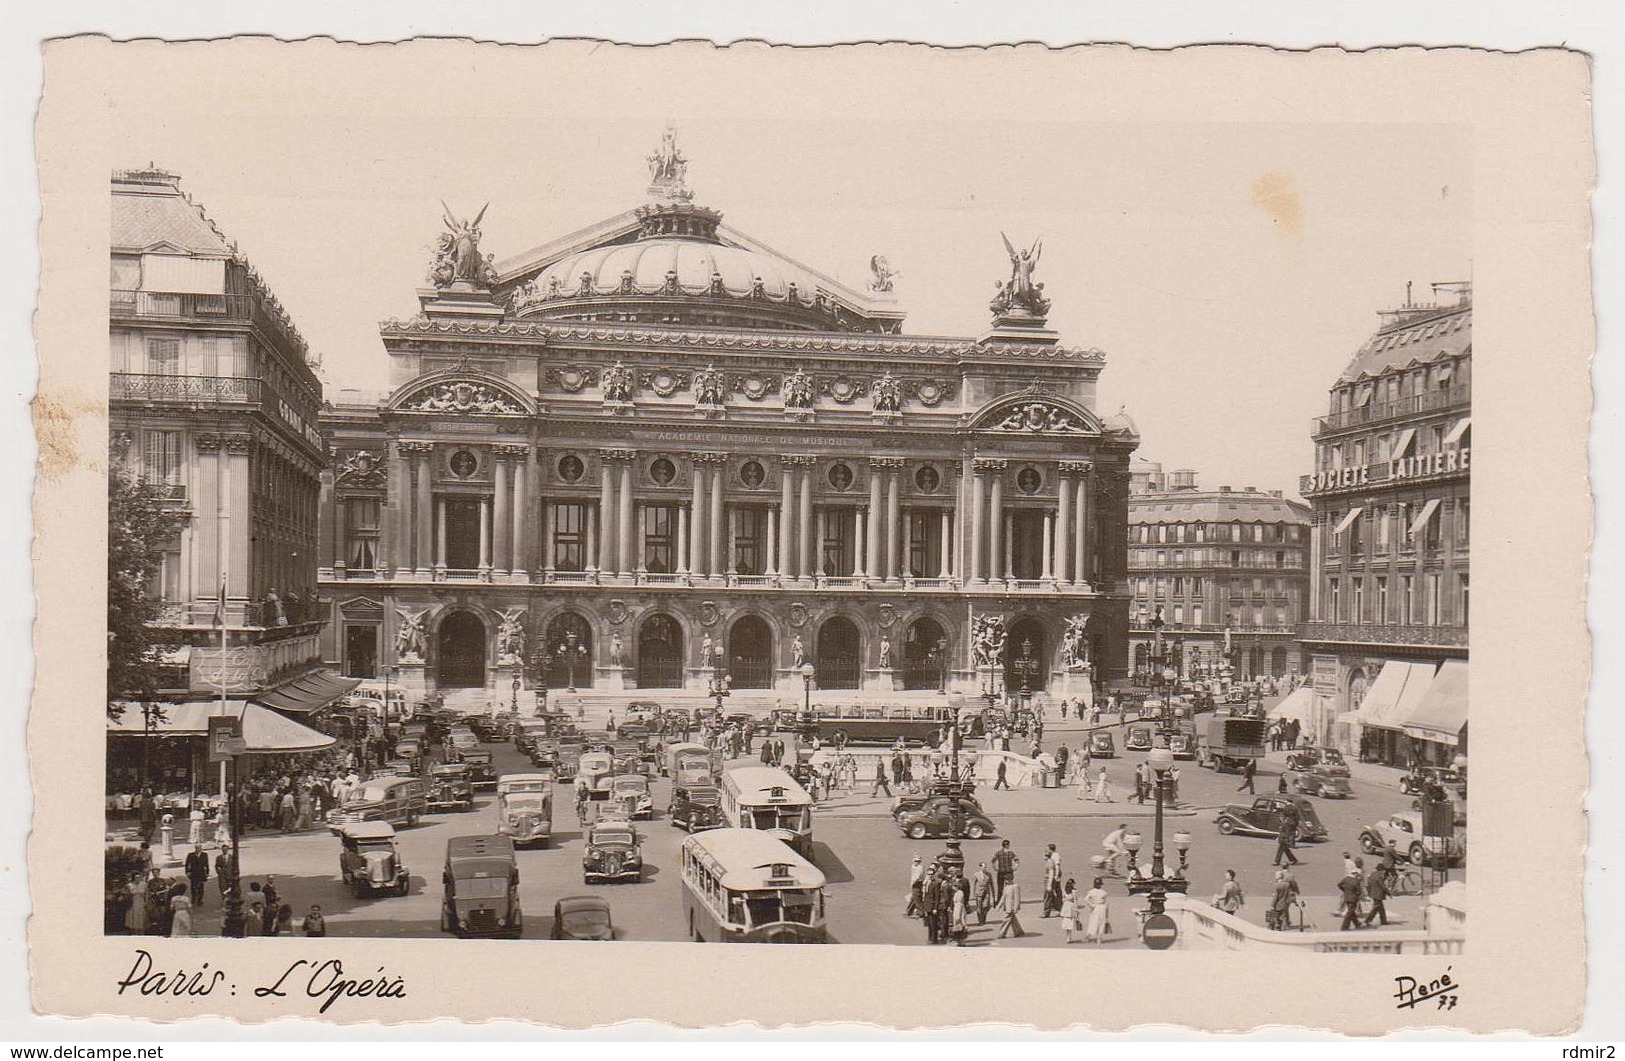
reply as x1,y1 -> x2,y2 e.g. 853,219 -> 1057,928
317,129 -> 1141,711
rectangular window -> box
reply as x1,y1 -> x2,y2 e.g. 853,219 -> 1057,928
1329,578 -> 1341,621
1397,503 -> 1413,548
1459,574 -> 1469,627
1375,505 -> 1390,552
1402,575 -> 1415,624
1274,604 -> 1287,626
554,503 -> 586,572
1194,524 -> 1205,542
1229,549 -> 1241,567
1427,573 -> 1442,625
1457,498 -> 1470,545
1172,604 -> 1183,625
146,338 -> 180,374
1274,550 -> 1285,568
644,504 -> 675,573
1352,577 -> 1364,622
345,497 -> 381,570
1157,550 -> 1167,566
142,429 -> 182,484
1376,576 -> 1389,623
1251,605 -> 1264,627
1192,603 -> 1203,626
1329,445 -> 1343,469
1190,576 -> 1203,596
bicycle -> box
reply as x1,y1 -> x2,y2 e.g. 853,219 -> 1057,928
1382,864 -> 1424,897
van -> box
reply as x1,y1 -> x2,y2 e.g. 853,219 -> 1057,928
328,776 -> 429,831
441,835 -> 522,938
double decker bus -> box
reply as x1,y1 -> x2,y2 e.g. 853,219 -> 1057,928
717,766 -> 814,859
801,704 -> 981,747
679,829 -> 828,943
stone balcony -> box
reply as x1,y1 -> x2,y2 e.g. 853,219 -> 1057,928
1300,620 -> 1468,649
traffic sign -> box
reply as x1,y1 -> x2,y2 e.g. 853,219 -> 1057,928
207,715 -> 243,762
1142,912 -> 1178,950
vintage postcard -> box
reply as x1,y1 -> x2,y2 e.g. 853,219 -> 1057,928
29,38 -> 1593,1030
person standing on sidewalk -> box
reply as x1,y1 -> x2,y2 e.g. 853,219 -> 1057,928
1363,859 -> 1391,927
971,862 -> 994,925
1273,806 -> 1302,867
1041,844 -> 1062,917
1338,869 -> 1366,931
1237,757 -> 1257,793
906,855 -> 925,917
921,866 -> 943,944
184,846 -> 210,907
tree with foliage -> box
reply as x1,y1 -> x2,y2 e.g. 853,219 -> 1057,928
107,471 -> 182,721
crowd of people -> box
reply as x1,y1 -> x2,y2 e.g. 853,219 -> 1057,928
904,838 -> 1114,945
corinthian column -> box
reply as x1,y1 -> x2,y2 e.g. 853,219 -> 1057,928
599,452 -> 616,573
866,460 -> 883,582
493,453 -> 510,575
1056,472 -> 1073,584
987,463 -> 1005,582
619,456 -> 635,577
969,467 -> 985,584
691,454 -> 708,577
778,457 -> 795,581
797,461 -> 813,582
709,458 -> 725,579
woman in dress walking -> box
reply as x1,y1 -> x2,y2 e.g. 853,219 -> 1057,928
1092,767 -> 1114,803
1083,876 -> 1111,944
1060,879 -> 1080,944
168,886 -> 193,938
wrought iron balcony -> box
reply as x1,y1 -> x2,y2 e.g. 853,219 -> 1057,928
1301,620 -> 1467,648
1313,384 -> 1470,436
111,372 -> 262,405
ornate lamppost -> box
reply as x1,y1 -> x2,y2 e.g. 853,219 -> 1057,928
710,645 -> 733,717
221,758 -> 245,938
800,663 -> 815,729
1121,746 -> 1192,936
564,631 -> 581,693
534,647 -> 552,715
935,637 -> 949,694
1013,639 -> 1040,703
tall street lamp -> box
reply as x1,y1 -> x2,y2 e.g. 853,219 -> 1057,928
1122,746 -> 1192,935
935,637 -> 949,694
1013,639 -> 1040,703
800,663 -> 815,728
710,647 -> 733,718
221,755 -> 245,938
564,632 -> 581,693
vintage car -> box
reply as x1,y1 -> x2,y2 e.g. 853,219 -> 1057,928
441,835 -> 522,939
426,763 -> 475,812
582,813 -> 644,883
578,751 -> 615,797
615,722 -> 652,745
609,773 -> 654,819
1213,795 -> 1329,842
611,741 -> 645,776
394,737 -> 424,771
461,749 -> 497,788
896,796 -> 997,841
1293,765 -> 1354,799
890,789 -> 983,822
624,701 -> 663,724
554,742 -> 584,783
513,720 -> 549,754
668,783 -> 723,832
495,774 -> 554,848
552,895 -> 614,940
529,739 -> 559,772
444,730 -> 480,762
328,776 -> 428,831
1088,731 -> 1117,758
1168,726 -> 1197,761
338,821 -> 410,897
1398,766 -> 1466,800
1358,810 -> 1466,867
1285,746 -> 1352,777
1124,725 -> 1155,752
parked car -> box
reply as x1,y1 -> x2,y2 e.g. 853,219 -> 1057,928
441,835 -> 522,939
668,784 -> 723,832
337,821 -> 410,898
609,773 -> 654,819
896,796 -> 997,840
1213,795 -> 1328,842
582,813 -> 644,883
578,752 -> 615,797
426,763 -> 475,812
551,895 -> 614,940
1089,731 -> 1116,758
1168,726 -> 1197,761
891,789 -> 983,822
1294,765 -> 1354,799
1285,746 -> 1351,776
1358,810 -> 1466,867
1125,725 -> 1154,752
624,701 -> 663,724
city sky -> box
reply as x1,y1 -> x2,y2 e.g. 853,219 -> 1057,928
95,46 -> 1472,499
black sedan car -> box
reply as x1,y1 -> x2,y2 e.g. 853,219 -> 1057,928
1214,795 -> 1328,842
551,895 -> 614,940
896,796 -> 997,840
668,784 -> 723,832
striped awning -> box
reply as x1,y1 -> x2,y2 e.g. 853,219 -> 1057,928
254,668 -> 362,715
108,701 -> 336,752
1409,498 -> 1442,537
1443,417 -> 1472,446
1390,427 -> 1416,458
1333,507 -> 1364,535
1403,660 -> 1468,744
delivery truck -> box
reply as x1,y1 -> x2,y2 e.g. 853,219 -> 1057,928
1197,716 -> 1267,773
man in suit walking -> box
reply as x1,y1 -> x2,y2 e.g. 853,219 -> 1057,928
996,877 -> 1026,939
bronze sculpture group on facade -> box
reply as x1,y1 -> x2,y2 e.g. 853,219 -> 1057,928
428,202 -> 497,289
990,232 -> 1051,318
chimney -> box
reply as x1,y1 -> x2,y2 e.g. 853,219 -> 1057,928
1219,485 -> 1231,494
1270,489 -> 1283,498
1244,485 -> 1256,493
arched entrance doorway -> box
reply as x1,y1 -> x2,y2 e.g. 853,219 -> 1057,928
1004,616 -> 1048,694
816,616 -> 861,690
637,614 -> 684,689
902,617 -> 948,690
729,615 -> 773,689
437,611 -> 486,688
543,612 -> 592,691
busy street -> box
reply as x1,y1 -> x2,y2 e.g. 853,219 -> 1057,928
106,690 -> 1465,946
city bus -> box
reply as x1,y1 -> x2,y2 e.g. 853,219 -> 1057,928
678,828 -> 829,943
801,704 -> 981,747
717,766 -> 814,859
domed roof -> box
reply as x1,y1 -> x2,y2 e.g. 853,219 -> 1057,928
1102,404 -> 1139,437
528,236 -> 826,305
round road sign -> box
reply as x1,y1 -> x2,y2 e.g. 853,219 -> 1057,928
1142,912 -> 1178,950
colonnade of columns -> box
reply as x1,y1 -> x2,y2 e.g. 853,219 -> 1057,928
959,456 -> 1094,585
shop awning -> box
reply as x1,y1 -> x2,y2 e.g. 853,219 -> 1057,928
1356,660 -> 1437,730
108,701 -> 336,752
1354,383 -> 1374,407
1268,686 -> 1314,722
1409,498 -> 1442,537
1443,417 -> 1471,446
253,668 -> 361,715
1335,711 -> 1364,727
1403,659 -> 1468,744
1391,427 -> 1416,459
1333,507 -> 1364,535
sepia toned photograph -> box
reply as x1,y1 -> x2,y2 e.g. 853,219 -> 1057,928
28,35 -> 1594,1030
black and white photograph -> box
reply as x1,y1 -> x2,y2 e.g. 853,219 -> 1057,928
23,34 -> 1595,1032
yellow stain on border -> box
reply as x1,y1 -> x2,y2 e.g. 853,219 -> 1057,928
1251,172 -> 1303,240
